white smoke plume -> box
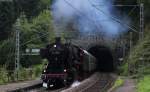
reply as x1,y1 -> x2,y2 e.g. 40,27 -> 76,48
51,0 -> 129,37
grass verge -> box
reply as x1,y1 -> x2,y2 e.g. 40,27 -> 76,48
137,75 -> 150,92
108,77 -> 124,92
0,64 -> 43,85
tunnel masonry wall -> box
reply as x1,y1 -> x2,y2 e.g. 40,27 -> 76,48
88,45 -> 114,72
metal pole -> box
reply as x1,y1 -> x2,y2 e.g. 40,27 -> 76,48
122,38 -> 126,62
128,32 -> 133,76
139,3 -> 144,40
130,32 -> 133,52
15,19 -> 20,80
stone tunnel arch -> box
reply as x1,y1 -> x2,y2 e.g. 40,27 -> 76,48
88,45 -> 114,72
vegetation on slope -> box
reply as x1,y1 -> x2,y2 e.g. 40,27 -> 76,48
109,77 -> 124,91
137,75 -> 150,92
0,0 -> 53,84
0,64 -> 44,85
121,25 -> 150,92
122,25 -> 150,76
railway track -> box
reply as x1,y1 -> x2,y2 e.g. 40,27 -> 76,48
11,73 -> 115,92
27,87 -> 66,92
63,73 -> 115,92
79,73 -> 114,92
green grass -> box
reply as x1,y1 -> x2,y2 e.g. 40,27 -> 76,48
0,68 -> 8,85
110,77 -> 124,91
119,63 -> 128,76
137,75 -> 150,92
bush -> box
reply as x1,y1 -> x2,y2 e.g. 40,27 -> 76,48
0,68 -> 8,84
119,63 -> 128,76
124,25 -> 150,76
110,77 -> 124,91
33,65 -> 43,78
137,75 -> 150,92
0,64 -> 44,85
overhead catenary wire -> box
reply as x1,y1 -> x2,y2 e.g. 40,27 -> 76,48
21,0 -> 140,47
94,4 -> 139,7
20,28 -> 50,46
93,6 -> 138,33
5,31 -> 16,70
127,6 -> 137,17
127,6 -> 139,30
63,0 -> 104,36
19,16 -> 51,46
115,4 -> 139,31
88,0 -> 139,33
20,31 -> 50,46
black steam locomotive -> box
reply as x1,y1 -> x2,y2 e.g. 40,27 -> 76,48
40,37 -> 97,88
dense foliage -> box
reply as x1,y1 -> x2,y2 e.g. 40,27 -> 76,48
0,0 -> 53,83
19,10 -> 54,68
0,1 -> 16,40
0,0 -> 54,68
137,75 -> 150,92
0,0 -> 52,41
124,25 -> 150,76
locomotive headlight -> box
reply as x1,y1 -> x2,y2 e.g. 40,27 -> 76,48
54,45 -> 57,48
44,70 -> 46,73
64,69 -> 67,72
50,84 -> 54,87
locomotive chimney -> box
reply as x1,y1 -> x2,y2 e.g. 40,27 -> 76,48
55,37 -> 61,44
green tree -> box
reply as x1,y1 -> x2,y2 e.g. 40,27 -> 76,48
0,0 -> 52,41
0,1 -> 17,41
19,10 -> 54,67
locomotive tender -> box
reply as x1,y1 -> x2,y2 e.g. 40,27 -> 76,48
40,37 -> 97,88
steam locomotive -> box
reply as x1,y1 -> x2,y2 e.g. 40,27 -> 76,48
40,37 -> 97,88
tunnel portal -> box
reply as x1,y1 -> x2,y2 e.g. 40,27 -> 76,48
88,45 -> 114,72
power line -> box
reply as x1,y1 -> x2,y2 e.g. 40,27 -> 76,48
88,0 -> 139,33
21,0 -> 127,47
5,32 -> 16,69
21,0 -> 142,47
20,15 -> 51,46
100,5 -> 139,7
63,0 -> 104,36
127,6 -> 137,16
113,5 -> 139,7
92,4 -> 139,7
93,3 -> 139,30
127,6 -> 139,30
89,0 -> 144,35
20,32 -> 49,46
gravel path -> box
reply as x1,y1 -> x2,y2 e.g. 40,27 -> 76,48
0,79 -> 42,92
113,79 -> 136,92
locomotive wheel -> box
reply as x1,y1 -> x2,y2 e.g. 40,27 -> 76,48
67,75 -> 74,85
66,71 -> 75,85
